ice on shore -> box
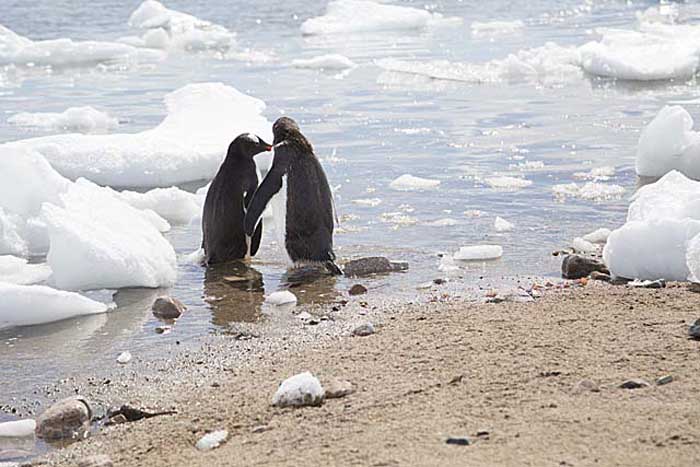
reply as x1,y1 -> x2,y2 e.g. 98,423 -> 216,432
301,0 -> 460,36
389,174 -> 440,191
572,237 -> 598,254
8,106 -> 119,134
0,418 -> 36,437
272,372 -> 324,407
582,228 -> 611,244
126,1 -> 236,53
0,281 -> 109,330
0,256 -> 52,285
453,245 -> 503,261
636,105 -> 700,179
292,54 -> 356,70
485,176 -> 532,190
266,290 -> 297,306
10,83 -> 273,188
494,216 -> 514,232
552,182 -> 625,201
0,208 -> 28,256
116,187 -> 200,224
471,20 -> 524,38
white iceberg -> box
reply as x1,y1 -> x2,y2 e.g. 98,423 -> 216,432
389,174 -> 440,191
8,106 -> 119,134
494,216 -> 514,232
453,245 -> 503,261
471,20 -> 524,38
0,255 -> 52,285
0,418 -> 36,437
0,281 -> 109,330
485,176 -> 532,189
272,371 -> 324,407
9,83 -> 273,188
292,54 -> 355,70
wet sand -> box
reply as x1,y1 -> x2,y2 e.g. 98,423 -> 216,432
38,282 -> 700,466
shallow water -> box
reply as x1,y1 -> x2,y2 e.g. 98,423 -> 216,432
2,0 -> 700,454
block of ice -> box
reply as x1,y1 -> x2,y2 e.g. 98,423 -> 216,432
266,290 -> 297,306
116,187 -> 200,224
292,54 -> 356,70
0,419 -> 36,437
8,106 -> 119,134
552,182 -> 625,201
0,256 -> 52,285
582,228 -> 611,244
389,174 -> 440,191
0,281 -> 109,330
0,208 -> 28,256
10,83 -> 272,188
572,237 -> 598,254
471,20 -> 524,37
438,254 -> 460,272
272,371 -> 324,407
494,216 -> 514,232
485,176 -> 532,189
128,1 -> 236,53
629,170 -> 700,222
453,245 -> 503,261
301,0 -> 459,35
636,106 -> 700,179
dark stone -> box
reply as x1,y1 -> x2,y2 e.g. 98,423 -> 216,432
688,283 -> 700,293
343,257 -> 408,277
349,284 -> 368,296
433,278 -> 447,285
352,323 -> 375,337
446,437 -> 471,446
688,319 -> 700,339
610,277 -> 631,286
590,271 -> 611,282
152,296 -> 187,320
105,405 -> 176,424
561,255 -> 609,280
656,375 -> 673,386
619,379 -> 650,390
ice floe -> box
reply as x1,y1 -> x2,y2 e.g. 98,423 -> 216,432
352,198 -> 382,207
0,282 -> 110,330
301,0 -> 460,35
292,54 -> 355,70
552,182 -> 625,201
471,20 -> 524,38
453,245 -> 503,261
572,237 -> 599,254
0,256 -> 52,285
573,166 -> 615,181
8,106 -> 119,134
636,105 -> 700,179
9,83 -> 272,187
427,218 -> 458,227
494,216 -> 514,232
389,174 -> 440,191
484,176 -> 532,189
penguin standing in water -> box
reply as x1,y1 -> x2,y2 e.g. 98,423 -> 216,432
244,117 -> 342,275
202,133 -> 271,265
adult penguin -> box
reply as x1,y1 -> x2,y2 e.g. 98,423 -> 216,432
244,117 -> 342,275
202,133 -> 271,265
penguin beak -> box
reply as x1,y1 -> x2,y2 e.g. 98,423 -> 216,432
258,137 -> 272,152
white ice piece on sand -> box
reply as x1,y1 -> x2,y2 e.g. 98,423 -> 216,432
471,20 -> 524,38
0,419 -> 36,437
272,372 -> 325,407
389,174 -> 440,191
453,245 -> 503,261
0,281 -> 109,330
636,105 -> 700,179
196,430 -> 229,450
582,228 -> 611,244
292,54 -> 356,70
8,106 -> 119,134
0,255 -> 52,285
494,216 -> 514,232
301,0 -> 460,35
438,254 -> 460,272
266,290 -> 297,306
10,83 -> 273,188
485,176 -> 532,189
116,351 -> 132,364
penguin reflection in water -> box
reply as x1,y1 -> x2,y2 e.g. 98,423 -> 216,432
201,133 -> 272,265
244,117 -> 342,275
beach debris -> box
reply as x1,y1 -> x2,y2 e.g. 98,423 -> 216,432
105,405 -> 177,425
152,296 -> 187,320
155,325 -> 171,334
0,419 -> 36,438
349,284 -> 368,296
688,319 -> 700,339
453,245 -> 502,261
446,436 -> 471,446
590,271 -> 611,282
272,372 -> 325,408
323,378 -> 355,399
251,425 -> 269,433
656,375 -> 674,386
77,455 -> 113,467
433,278 -> 447,285
116,351 -> 132,364
265,291 -> 297,306
35,396 -> 91,441
561,255 -> 609,279
573,379 -> 599,393
352,323 -> 375,337
195,430 -> 228,451
343,257 -> 408,277
619,379 -> 650,390
628,279 -> 666,289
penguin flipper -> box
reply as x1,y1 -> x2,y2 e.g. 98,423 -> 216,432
250,221 -> 263,257
244,142 -> 291,236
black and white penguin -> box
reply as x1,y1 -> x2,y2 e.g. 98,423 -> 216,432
202,133 -> 271,265
244,117 -> 342,275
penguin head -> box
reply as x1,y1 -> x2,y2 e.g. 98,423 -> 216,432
272,116 -> 301,144
229,133 -> 272,159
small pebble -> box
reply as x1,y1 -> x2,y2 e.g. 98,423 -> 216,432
619,379 -> 650,390
116,351 -> 132,364
349,284 -> 368,296
656,375 -> 673,386
688,319 -> 700,339
446,436 -> 471,446
155,326 -> 171,335
590,271 -> 611,282
324,379 -> 355,399
352,323 -> 375,337
151,296 -> 186,320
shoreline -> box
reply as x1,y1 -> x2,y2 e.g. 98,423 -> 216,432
30,281 -> 700,466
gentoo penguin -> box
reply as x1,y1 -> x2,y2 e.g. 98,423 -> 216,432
244,117 -> 342,275
202,133 -> 271,265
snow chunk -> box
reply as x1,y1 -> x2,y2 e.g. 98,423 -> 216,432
10,83 -> 273,187
636,105 -> 700,179
266,290 -> 297,306
116,351 -> 132,364
389,174 -> 440,191
485,176 -> 532,189
272,372 -> 324,407
196,430 -> 228,450
572,237 -> 598,254
552,182 -> 625,201
0,282 -> 109,330
582,228 -> 611,244
352,198 -> 381,207
453,245 -> 503,261
292,54 -> 355,70
301,0 -> 460,35
0,419 -> 36,437
637,4 -> 679,25
0,208 -> 27,256
127,1 -> 236,53
8,107 -> 119,134
117,187 -> 200,224
427,218 -> 458,227
471,20 -> 524,38
438,254 -> 460,272
0,256 -> 51,285
494,216 -> 514,232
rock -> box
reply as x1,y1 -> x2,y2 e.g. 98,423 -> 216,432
0,419 -> 36,437
343,257 -> 408,277
324,379 -> 355,399
688,282 -> 700,293
628,279 -> 666,289
656,375 -> 674,386
151,296 -> 186,320
619,379 -> 650,390
433,278 -> 447,285
348,284 -> 368,296
297,312 -> 313,321
272,372 -> 324,408
689,319 -> 700,339
105,414 -> 127,425
610,277 -> 631,286
561,255 -> 609,280
251,425 -> 268,434
35,396 -> 91,441
446,436 -> 471,446
590,271 -> 611,282
116,351 -> 132,364
573,379 -> 599,393
155,326 -> 171,334
195,430 -> 228,451
77,455 -> 113,467
352,323 -> 375,337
